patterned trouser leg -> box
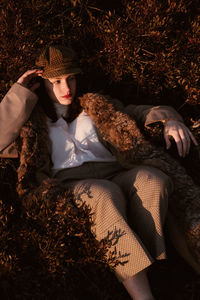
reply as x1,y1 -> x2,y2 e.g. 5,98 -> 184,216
64,165 -> 173,282
112,165 -> 173,261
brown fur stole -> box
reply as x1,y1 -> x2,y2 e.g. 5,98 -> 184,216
16,104 -> 73,214
16,93 -> 200,263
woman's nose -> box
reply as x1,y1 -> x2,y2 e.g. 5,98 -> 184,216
61,80 -> 70,93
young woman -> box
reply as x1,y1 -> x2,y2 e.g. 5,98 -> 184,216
0,45 -> 198,300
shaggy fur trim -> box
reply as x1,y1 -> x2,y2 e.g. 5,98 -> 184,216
79,93 -> 144,152
17,104 -> 50,198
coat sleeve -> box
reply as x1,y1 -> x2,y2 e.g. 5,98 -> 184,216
0,83 -> 38,152
124,104 -> 183,127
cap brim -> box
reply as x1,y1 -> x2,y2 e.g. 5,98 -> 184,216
41,67 -> 82,79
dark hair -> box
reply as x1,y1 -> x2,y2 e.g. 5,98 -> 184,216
35,73 -> 87,123
35,76 -> 57,122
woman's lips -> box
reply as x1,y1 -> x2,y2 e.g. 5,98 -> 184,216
62,94 -> 71,98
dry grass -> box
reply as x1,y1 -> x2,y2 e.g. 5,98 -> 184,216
0,0 -> 200,298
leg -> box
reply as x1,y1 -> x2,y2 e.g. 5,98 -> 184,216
111,166 -> 173,299
123,268 -> 155,300
65,178 -> 153,282
65,177 -> 168,299
112,165 -> 173,260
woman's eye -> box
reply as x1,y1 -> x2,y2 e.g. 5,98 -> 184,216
53,80 -> 60,84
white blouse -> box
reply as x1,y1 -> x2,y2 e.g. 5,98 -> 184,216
48,109 -> 116,175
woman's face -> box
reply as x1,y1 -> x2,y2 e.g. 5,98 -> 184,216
44,74 -> 76,105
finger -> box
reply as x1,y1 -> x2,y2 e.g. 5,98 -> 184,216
185,130 -> 191,155
24,70 -> 43,80
188,130 -> 198,146
179,128 -> 190,157
183,133 -> 190,156
18,69 -> 43,82
170,131 -> 183,157
164,129 -> 170,148
164,134 -> 172,150
186,134 -> 191,155
179,127 -> 198,156
25,69 -> 43,76
176,139 -> 183,157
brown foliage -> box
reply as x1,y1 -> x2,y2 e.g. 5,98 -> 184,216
1,1 -> 200,299
1,0 -> 200,108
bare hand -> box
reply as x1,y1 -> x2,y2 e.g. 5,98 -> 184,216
164,120 -> 198,157
17,69 -> 43,92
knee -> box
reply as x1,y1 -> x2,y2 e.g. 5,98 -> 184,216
133,166 -> 173,214
136,166 -> 173,196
